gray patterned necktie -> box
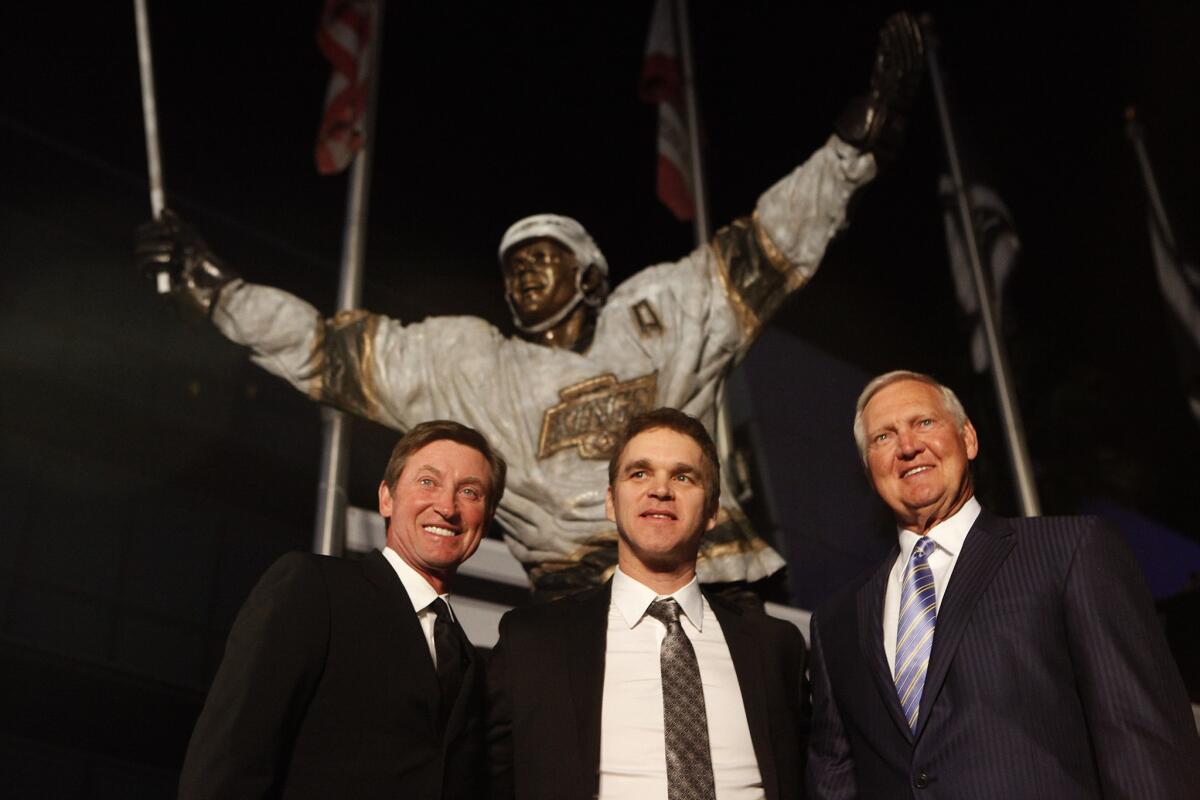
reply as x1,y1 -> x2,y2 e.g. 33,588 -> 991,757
645,598 -> 716,800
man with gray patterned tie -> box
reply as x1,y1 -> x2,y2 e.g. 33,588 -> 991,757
807,370 -> 1200,799
487,408 -> 807,800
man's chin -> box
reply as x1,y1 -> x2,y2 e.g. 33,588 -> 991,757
622,542 -> 700,575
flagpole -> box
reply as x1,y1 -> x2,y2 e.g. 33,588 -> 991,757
923,21 -> 1041,516
313,0 -> 385,557
674,0 -> 736,475
672,0 -> 765,518
673,0 -> 709,244
133,0 -> 171,294
1125,108 -> 1177,250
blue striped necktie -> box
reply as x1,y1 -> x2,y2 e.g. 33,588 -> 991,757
895,536 -> 938,730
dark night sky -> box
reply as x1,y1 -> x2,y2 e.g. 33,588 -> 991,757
4,0 -> 1199,538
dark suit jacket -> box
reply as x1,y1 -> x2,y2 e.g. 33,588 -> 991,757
178,550 -> 485,800
486,580 -> 807,800
807,510 -> 1200,799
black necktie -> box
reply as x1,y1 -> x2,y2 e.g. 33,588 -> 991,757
430,597 -> 465,725
645,598 -> 716,800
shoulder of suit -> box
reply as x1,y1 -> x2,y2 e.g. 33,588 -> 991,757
703,592 -> 804,641
975,513 -> 1133,576
984,512 -> 1115,543
265,550 -> 325,579
701,589 -> 761,622
809,559 -> 885,624
499,584 -> 608,629
263,550 -> 374,592
271,549 -> 358,572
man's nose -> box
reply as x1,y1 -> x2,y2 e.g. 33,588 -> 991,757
896,430 -> 924,457
433,487 -> 458,518
648,477 -> 674,499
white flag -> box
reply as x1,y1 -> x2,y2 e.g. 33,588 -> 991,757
1147,213 -> 1200,422
939,177 -> 1020,372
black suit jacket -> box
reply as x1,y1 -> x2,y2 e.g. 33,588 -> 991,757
807,510 -> 1200,799
486,580 -> 807,800
178,550 -> 485,800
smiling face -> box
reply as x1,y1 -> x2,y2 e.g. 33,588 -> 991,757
501,237 -> 580,328
606,427 -> 718,590
862,379 -> 979,533
378,439 -> 494,593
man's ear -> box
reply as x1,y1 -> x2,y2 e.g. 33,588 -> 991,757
378,480 -> 394,517
604,486 -> 616,523
962,419 -> 979,461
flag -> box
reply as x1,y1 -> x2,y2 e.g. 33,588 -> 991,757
1147,211 -> 1200,423
1126,114 -> 1200,424
314,0 -> 373,175
939,177 -> 1020,372
639,0 -> 693,221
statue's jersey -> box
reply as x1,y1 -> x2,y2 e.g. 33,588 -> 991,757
211,136 -> 876,591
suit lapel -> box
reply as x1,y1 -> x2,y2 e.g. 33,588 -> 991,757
567,583 -> 612,793
441,619 -> 477,745
856,545 -> 913,742
362,550 -> 441,729
708,595 -> 779,800
914,510 -> 1015,740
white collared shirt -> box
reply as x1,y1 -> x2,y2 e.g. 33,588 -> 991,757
381,546 -> 455,667
598,567 -> 763,800
882,496 -> 981,674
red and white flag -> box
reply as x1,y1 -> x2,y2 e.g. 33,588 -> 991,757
314,0 -> 374,175
639,0 -> 693,221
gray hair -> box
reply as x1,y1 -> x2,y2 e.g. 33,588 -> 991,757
852,370 -> 968,465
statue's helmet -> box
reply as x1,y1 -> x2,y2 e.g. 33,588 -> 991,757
498,214 -> 609,334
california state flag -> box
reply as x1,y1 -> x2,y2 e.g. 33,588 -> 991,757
639,0 -> 694,220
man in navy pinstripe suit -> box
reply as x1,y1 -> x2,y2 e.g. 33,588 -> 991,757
806,370 -> 1200,799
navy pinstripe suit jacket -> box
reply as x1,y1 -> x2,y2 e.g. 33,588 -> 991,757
806,509 -> 1200,799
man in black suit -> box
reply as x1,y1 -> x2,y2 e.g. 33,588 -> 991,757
487,408 -> 807,800
178,420 -> 507,799
807,370 -> 1200,799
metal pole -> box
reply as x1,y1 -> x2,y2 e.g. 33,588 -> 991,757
1125,109 -> 1177,250
314,0 -> 386,556
673,0 -> 709,244
924,24 -> 1041,515
673,0 -> 762,517
133,0 -> 170,293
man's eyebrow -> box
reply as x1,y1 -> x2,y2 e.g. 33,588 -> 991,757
621,459 -> 701,475
673,463 -> 703,481
413,464 -> 443,477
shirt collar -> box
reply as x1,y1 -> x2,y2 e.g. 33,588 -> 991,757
897,495 -> 981,561
611,565 -> 705,632
382,546 -> 448,616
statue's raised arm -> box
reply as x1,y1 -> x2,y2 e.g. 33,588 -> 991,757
134,12 -> 925,598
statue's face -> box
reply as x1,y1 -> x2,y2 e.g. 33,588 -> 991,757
502,238 -> 580,328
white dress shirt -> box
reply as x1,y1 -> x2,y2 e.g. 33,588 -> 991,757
598,567 -> 763,800
381,546 -> 455,667
882,497 -> 981,674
